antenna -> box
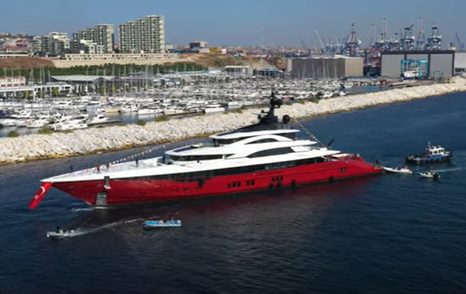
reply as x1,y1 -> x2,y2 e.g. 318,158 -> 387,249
370,24 -> 376,47
260,25 -> 264,50
383,17 -> 388,41
456,33 -> 464,50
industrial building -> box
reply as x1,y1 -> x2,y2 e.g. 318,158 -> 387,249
72,24 -> 114,54
224,65 -> 252,76
50,75 -> 120,94
454,51 -> 466,73
381,50 -> 454,79
253,67 -> 283,78
189,41 -> 208,50
119,15 -> 165,54
287,55 -> 363,79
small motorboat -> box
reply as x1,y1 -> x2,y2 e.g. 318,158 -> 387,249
143,219 -> 182,229
383,166 -> 413,175
46,227 -> 80,240
419,170 -> 440,180
406,143 -> 452,164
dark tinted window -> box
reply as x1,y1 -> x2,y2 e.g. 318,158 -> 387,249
133,156 -> 329,181
247,147 -> 295,158
171,154 -> 225,161
246,138 -> 278,144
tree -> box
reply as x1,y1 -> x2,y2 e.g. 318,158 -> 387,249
24,91 -> 32,100
52,87 -> 60,98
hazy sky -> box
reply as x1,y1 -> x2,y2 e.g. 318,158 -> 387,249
0,0 -> 464,47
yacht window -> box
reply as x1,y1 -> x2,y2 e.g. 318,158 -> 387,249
214,137 -> 252,146
175,145 -> 199,152
246,138 -> 278,144
247,147 -> 295,158
171,154 -> 227,161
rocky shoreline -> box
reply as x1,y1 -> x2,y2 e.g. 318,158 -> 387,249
1,76 -> 465,165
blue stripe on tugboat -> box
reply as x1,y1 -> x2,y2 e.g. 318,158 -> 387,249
406,143 -> 452,164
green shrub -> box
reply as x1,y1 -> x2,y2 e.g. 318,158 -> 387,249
309,97 -> 319,104
136,120 -> 147,126
7,131 -> 19,138
155,115 -> 168,122
38,127 -> 54,135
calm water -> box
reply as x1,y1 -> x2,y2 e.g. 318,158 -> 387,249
1,93 -> 466,293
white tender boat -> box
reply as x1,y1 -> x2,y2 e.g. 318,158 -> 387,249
419,171 -> 440,180
143,219 -> 182,229
46,228 -> 80,240
383,166 -> 413,175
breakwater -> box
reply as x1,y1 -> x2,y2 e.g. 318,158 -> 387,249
1,76 -> 465,165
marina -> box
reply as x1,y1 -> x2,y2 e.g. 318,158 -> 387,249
0,75 -> 378,137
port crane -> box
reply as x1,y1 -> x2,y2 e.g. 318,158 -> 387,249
456,33 -> 464,50
314,30 -> 325,51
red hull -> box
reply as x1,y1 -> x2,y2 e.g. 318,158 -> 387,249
51,157 -> 382,206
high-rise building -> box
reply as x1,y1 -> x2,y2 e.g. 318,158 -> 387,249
71,39 -> 105,55
119,15 -> 165,53
72,24 -> 114,53
32,32 -> 70,56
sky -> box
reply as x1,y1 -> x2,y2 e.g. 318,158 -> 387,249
0,0 -> 464,47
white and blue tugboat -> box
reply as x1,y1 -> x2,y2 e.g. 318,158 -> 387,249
406,143 -> 452,164
143,219 -> 182,229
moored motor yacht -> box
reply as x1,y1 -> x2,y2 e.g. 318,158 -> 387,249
29,93 -> 383,209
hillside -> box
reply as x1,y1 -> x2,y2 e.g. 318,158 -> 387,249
0,57 -> 55,69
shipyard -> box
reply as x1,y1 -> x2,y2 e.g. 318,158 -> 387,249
2,1 -> 466,293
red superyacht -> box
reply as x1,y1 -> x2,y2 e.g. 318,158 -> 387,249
29,94 -> 382,209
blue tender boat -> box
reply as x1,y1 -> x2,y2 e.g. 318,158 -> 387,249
143,219 -> 182,229
406,143 -> 452,164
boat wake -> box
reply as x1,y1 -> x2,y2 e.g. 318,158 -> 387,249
71,206 -> 116,212
47,218 -> 144,240
431,167 -> 462,173
71,207 -> 94,212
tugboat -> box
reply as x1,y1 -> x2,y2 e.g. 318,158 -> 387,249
406,143 -> 452,164
29,92 -> 382,209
